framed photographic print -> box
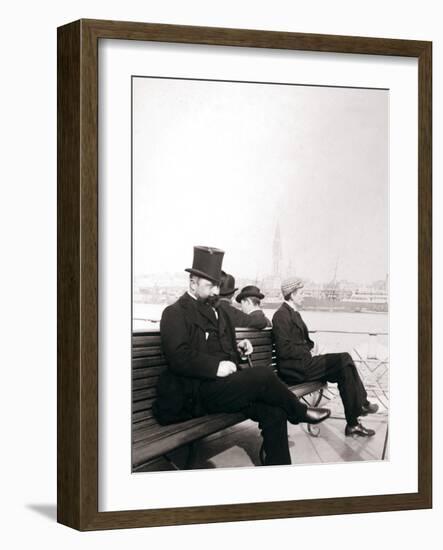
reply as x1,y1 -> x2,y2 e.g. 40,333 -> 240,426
57,19 -> 432,530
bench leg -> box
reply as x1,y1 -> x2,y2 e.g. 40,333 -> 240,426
301,389 -> 325,437
163,454 -> 181,470
382,424 -> 389,460
307,423 -> 321,437
184,441 -> 197,470
163,441 -> 198,470
259,443 -> 266,466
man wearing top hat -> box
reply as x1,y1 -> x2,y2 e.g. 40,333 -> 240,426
272,277 -> 379,438
217,272 -> 271,329
153,246 -> 331,466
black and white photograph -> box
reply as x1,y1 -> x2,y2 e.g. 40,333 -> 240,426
131,76 -> 389,472
2,0 -> 436,539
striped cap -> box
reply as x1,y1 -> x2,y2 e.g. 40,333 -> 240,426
281,277 -> 304,297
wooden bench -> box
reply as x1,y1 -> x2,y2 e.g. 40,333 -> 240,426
132,327 -> 326,471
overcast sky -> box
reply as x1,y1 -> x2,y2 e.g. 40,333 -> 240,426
133,77 -> 388,284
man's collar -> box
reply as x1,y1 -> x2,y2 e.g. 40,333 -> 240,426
187,290 -> 197,300
284,300 -> 299,312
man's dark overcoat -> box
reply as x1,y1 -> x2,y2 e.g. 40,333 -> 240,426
272,302 -> 326,383
153,292 -> 240,425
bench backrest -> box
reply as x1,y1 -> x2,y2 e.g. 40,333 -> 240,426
132,328 -> 275,428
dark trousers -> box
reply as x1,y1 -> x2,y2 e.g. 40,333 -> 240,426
198,366 -> 308,465
300,352 -> 368,426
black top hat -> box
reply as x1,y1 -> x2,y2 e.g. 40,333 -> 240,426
185,246 -> 224,284
219,271 -> 238,296
236,285 -> 265,303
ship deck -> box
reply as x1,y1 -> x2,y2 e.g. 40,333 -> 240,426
138,383 -> 389,471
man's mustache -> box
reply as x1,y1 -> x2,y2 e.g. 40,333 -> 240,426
205,295 -> 220,307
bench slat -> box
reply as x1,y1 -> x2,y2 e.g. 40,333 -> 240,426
133,415 -> 217,444
133,377 -> 159,390
133,366 -> 165,380
132,352 -> 271,368
237,334 -> 272,344
132,346 -> 164,358
132,413 -> 246,469
133,409 -> 156,423
235,329 -> 272,337
133,356 -> 168,368
133,376 -> 160,390
133,416 -> 158,429
133,387 -> 157,400
251,351 -> 272,363
133,334 -> 162,347
133,345 -> 273,359
132,396 -> 156,413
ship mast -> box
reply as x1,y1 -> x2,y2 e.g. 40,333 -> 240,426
327,255 -> 340,300
332,255 -> 339,285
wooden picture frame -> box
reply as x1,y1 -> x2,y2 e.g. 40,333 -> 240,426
57,18 -> 432,530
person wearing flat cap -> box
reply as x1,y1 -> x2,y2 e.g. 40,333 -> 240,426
153,247 -> 331,466
272,277 -> 379,438
217,274 -> 271,329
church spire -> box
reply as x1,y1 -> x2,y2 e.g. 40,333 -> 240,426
273,223 -> 282,276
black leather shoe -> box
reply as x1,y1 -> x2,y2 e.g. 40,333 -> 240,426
361,402 -> 379,416
345,422 -> 376,437
303,407 -> 331,425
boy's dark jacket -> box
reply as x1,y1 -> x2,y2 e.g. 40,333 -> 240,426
272,302 -> 315,382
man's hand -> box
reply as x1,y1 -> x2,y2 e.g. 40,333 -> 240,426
237,339 -> 253,357
217,361 -> 237,378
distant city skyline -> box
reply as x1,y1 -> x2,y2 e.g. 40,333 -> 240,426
133,77 -> 388,285
134,269 -> 388,289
